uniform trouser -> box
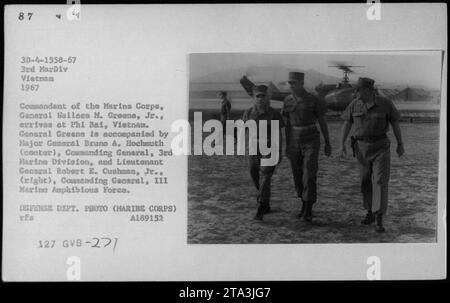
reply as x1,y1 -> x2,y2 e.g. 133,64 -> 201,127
220,116 -> 227,141
220,116 -> 227,133
287,134 -> 320,204
355,138 -> 391,215
248,155 -> 276,206
221,116 -> 236,141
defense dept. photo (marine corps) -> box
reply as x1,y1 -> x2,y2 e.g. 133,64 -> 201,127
188,52 -> 442,244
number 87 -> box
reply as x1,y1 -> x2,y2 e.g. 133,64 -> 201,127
18,12 -> 33,20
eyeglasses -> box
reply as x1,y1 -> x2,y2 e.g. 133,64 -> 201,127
255,94 -> 266,98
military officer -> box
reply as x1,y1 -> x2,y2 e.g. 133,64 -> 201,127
243,85 -> 285,220
338,77 -> 404,233
282,72 -> 331,222
219,91 -> 231,131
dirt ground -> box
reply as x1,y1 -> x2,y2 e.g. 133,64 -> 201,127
188,122 -> 439,243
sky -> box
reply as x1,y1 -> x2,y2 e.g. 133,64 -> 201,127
190,51 -> 443,90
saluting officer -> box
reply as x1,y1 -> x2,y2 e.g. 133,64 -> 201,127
282,72 -> 331,222
338,77 -> 405,233
243,85 -> 284,220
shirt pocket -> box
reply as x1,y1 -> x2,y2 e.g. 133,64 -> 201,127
282,99 -> 297,113
352,111 -> 365,129
296,102 -> 316,122
368,112 -> 387,133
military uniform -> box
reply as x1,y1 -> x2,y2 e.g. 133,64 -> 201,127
282,83 -> 327,208
243,88 -> 284,220
341,79 -> 401,217
220,96 -> 231,130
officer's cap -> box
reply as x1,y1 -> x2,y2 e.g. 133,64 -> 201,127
288,72 -> 305,82
355,77 -> 375,90
252,85 -> 268,94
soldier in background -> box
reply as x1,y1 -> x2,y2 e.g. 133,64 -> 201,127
338,77 -> 405,233
243,85 -> 285,220
282,72 -> 332,222
218,91 -> 231,131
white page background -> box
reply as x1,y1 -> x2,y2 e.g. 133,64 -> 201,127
2,4 -> 447,281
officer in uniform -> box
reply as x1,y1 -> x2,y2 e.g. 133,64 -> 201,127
338,77 -> 405,233
219,91 -> 231,131
282,72 -> 331,222
243,85 -> 285,220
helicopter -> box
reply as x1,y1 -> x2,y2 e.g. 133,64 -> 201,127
239,63 -> 365,112
316,63 -> 364,111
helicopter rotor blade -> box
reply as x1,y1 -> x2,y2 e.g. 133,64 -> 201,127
328,65 -> 351,73
328,61 -> 365,72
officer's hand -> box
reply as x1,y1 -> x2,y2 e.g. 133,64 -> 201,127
397,144 -> 405,157
324,142 -> 332,157
337,145 -> 347,159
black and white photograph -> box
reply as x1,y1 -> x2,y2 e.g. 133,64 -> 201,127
188,51 -> 442,244
2,3 -> 446,281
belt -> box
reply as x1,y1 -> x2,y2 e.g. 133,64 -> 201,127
292,124 -> 316,131
354,134 -> 387,143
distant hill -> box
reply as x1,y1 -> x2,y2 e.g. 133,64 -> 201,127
191,67 -> 248,83
190,66 -> 441,103
191,65 -> 342,90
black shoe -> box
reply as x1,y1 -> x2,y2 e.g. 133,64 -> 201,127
297,200 -> 306,218
254,212 -> 263,220
375,225 -> 386,233
375,214 -> 385,233
254,205 -> 266,220
361,211 -> 375,225
303,202 -> 313,222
